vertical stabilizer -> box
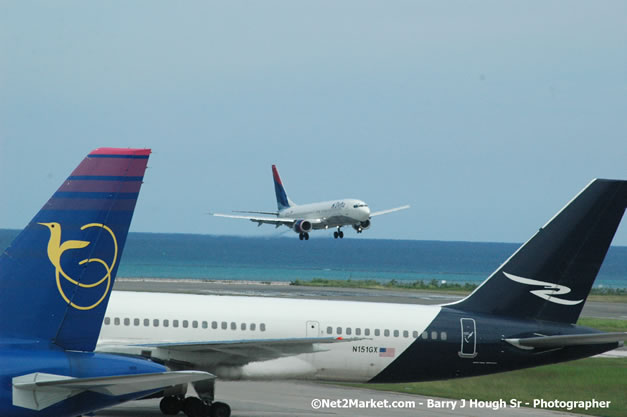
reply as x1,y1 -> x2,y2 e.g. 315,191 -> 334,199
272,165 -> 294,211
0,148 -> 150,351
451,179 -> 627,324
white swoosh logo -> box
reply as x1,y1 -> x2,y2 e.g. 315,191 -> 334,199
503,272 -> 583,306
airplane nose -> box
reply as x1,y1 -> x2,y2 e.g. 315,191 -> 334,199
362,206 -> 371,218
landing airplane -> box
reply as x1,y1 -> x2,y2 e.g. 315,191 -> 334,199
99,179 -> 627,417
212,165 -> 409,240
0,148 -> 211,417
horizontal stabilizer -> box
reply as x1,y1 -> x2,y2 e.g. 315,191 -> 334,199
12,371 -> 212,411
505,332 -> 627,349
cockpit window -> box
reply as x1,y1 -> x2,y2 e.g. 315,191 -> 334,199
353,203 -> 368,208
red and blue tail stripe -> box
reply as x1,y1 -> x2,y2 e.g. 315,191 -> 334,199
42,149 -> 148,212
272,164 -> 291,211
0,148 -> 150,352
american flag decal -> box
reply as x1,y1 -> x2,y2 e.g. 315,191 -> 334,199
379,347 -> 396,357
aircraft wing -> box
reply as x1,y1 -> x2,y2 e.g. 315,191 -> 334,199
12,371 -> 212,411
370,205 -> 410,217
211,213 -> 296,227
212,213 -> 324,229
233,210 -> 279,216
505,332 -> 627,349
99,337 -> 361,368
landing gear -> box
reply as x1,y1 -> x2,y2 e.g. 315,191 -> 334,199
299,232 -> 309,240
333,228 -> 344,239
159,395 -> 231,417
183,397 -> 209,417
159,376 -> 231,417
209,402 -> 231,417
160,395 -> 183,415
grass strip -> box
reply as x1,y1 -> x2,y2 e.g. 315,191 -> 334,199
348,358 -> 626,417
290,278 -> 627,300
577,317 -> 627,332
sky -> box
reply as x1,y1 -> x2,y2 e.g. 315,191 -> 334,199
1,1 -> 626,244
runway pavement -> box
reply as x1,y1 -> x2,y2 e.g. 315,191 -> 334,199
95,380 -> 591,417
114,278 -> 627,319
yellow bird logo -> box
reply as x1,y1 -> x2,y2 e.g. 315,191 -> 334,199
39,222 -> 118,311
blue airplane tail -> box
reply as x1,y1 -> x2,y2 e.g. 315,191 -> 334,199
272,165 -> 292,211
453,179 -> 627,324
0,148 -> 150,351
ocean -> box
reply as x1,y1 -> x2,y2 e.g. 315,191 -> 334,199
1,230 -> 626,288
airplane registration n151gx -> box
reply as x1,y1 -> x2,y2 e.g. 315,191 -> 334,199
99,179 -> 627,417
212,165 -> 409,240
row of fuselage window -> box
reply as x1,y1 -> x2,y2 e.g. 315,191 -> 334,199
327,326 -> 448,341
103,317 -> 267,332
103,317 -> 447,341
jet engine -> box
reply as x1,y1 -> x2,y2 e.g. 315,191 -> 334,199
352,220 -> 371,232
293,220 -> 313,233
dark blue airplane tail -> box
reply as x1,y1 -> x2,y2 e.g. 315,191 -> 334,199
0,148 -> 150,351
451,179 -> 627,324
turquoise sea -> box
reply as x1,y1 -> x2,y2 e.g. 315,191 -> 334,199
1,230 -> 626,288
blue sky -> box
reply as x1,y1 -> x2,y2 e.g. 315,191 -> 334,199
1,1 -> 626,244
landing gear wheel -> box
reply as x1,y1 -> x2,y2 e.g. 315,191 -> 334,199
210,401 -> 231,417
160,395 -> 183,415
339,231 -> 344,238
304,233 -> 309,240
299,233 -> 304,240
183,396 -> 210,417
333,231 -> 338,239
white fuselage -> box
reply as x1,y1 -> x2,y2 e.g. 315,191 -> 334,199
98,291 -> 441,382
279,198 -> 370,229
